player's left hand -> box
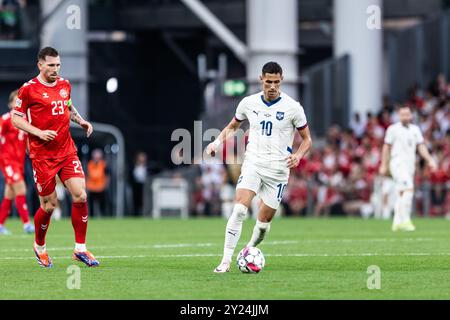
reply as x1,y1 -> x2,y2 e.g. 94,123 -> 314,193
286,154 -> 301,169
80,120 -> 93,138
428,158 -> 438,172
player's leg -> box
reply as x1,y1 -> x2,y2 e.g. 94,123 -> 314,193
246,174 -> 287,248
246,201 -> 276,248
64,177 -> 88,248
215,188 -> 256,273
393,188 -> 415,231
63,173 -> 99,267
215,163 -> 260,273
31,157 -> 62,267
33,191 -> 58,268
399,187 -> 415,229
391,167 -> 415,231
383,178 -> 396,220
0,184 -> 14,235
11,180 -> 34,233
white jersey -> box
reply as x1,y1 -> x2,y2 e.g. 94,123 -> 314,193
384,122 -> 424,173
235,91 -> 308,171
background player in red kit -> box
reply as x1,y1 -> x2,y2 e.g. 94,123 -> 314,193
0,90 -> 34,235
12,47 -> 99,268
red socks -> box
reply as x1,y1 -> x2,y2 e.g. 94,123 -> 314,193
34,207 -> 52,246
0,196 -> 30,225
15,195 -> 30,224
33,202 -> 89,247
72,202 -> 88,244
0,198 -> 12,225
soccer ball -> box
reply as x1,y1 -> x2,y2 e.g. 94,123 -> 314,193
236,247 -> 265,273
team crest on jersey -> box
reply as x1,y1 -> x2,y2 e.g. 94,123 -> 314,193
276,112 -> 285,121
15,98 -> 22,107
43,93 -> 49,99
60,89 -> 68,99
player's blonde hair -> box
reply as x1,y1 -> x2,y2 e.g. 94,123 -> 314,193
8,89 -> 19,105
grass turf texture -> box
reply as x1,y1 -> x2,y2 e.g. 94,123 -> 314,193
1,217 -> 450,299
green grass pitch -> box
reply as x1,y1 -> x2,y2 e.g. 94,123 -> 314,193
1,217 -> 450,299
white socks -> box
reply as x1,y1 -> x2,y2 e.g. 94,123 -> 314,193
247,220 -> 271,248
382,206 -> 391,220
75,243 -> 87,252
34,243 -> 46,254
223,203 -> 248,262
393,190 -> 413,225
401,190 -> 413,223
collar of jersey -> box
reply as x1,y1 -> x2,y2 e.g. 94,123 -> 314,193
37,76 -> 57,87
261,95 -> 282,107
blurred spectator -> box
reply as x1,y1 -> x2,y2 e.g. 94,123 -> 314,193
0,0 -> 25,40
86,149 -> 110,217
199,161 -> 224,216
131,151 -> 148,215
282,173 -> 308,216
350,112 -> 366,139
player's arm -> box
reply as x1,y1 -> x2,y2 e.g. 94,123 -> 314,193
205,117 -> 243,155
378,143 -> 391,176
286,126 -> 312,169
11,113 -> 57,142
68,100 -> 93,138
417,143 -> 437,171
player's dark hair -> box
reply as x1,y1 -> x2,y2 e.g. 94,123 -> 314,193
262,62 -> 283,76
38,47 -> 59,61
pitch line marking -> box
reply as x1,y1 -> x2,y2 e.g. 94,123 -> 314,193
2,252 -> 450,261
0,238 -> 437,253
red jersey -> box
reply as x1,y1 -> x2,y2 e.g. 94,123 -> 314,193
13,76 -> 77,159
0,112 -> 27,165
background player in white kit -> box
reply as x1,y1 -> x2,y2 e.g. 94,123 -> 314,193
379,105 -> 437,231
206,62 -> 312,273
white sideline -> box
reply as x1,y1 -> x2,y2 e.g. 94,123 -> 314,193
2,252 -> 450,261
0,237 -> 437,253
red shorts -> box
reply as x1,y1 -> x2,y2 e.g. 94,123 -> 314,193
31,153 -> 85,196
0,159 -> 25,185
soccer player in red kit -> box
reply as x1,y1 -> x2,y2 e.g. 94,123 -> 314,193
0,90 -> 34,235
12,47 -> 99,268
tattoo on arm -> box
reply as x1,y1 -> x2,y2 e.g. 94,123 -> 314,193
69,104 -> 84,125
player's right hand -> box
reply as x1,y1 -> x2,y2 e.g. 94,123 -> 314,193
205,143 -> 217,156
378,164 -> 388,176
38,130 -> 57,141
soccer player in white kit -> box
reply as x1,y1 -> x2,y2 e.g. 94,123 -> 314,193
206,62 -> 312,273
379,106 -> 437,231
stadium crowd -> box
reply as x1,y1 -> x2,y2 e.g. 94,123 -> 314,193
192,74 -> 450,219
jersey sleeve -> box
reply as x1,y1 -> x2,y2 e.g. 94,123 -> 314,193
234,97 -> 248,122
293,103 -> 308,130
415,126 -> 424,145
384,126 -> 394,145
13,85 -> 29,118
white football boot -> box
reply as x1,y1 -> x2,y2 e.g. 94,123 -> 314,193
392,221 -> 416,232
214,260 -> 231,273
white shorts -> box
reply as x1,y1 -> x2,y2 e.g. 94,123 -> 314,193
389,162 -> 414,192
236,161 -> 289,210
